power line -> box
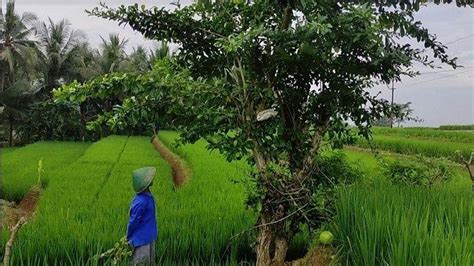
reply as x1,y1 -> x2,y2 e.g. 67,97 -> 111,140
407,68 -> 473,86
419,66 -> 474,75
445,34 -> 474,45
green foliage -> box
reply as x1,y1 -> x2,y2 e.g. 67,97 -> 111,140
98,33 -> 128,74
332,179 -> 473,265
382,156 -> 453,188
36,18 -> 86,92
87,1 -> 464,259
17,101 -> 94,142
309,151 -> 363,221
53,60 -> 190,136
91,237 -> 132,265
87,0 -> 460,167
373,102 -> 422,127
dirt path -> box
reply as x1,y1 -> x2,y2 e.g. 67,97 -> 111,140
1,185 -> 42,230
152,136 -> 191,187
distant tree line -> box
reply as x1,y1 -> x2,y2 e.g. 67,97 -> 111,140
0,1 -> 170,145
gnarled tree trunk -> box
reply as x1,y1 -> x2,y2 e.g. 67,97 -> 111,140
256,211 -> 290,266
256,212 -> 272,266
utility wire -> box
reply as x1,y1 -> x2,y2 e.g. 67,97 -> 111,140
419,66 -> 474,75
407,69 -> 473,86
445,34 -> 474,45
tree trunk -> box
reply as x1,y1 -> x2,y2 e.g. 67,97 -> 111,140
79,104 -> 86,140
273,236 -> 289,266
256,212 -> 290,266
256,213 -> 273,266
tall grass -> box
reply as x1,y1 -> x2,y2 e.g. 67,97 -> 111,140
157,131 -> 255,262
11,136 -> 129,264
1,142 -> 90,202
332,179 -> 473,265
356,135 -> 473,161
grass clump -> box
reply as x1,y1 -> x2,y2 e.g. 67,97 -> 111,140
332,179 -> 473,265
382,156 -> 453,188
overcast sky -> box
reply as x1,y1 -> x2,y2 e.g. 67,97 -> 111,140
13,0 -> 474,127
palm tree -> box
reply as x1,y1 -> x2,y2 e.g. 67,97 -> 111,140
0,1 -> 38,145
119,45 -> 149,73
0,1 -> 37,91
99,33 -> 128,73
0,79 -> 40,146
54,41 -> 102,83
36,18 -> 85,94
149,42 -> 171,67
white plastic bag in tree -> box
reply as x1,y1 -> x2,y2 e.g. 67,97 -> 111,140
257,108 -> 278,122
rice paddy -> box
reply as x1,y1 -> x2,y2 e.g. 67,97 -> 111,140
1,142 -> 90,202
1,127 -> 472,265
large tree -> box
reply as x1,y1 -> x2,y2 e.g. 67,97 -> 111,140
90,0 -> 468,264
0,1 -> 38,145
36,18 -> 85,94
98,33 -> 128,73
0,1 -> 37,90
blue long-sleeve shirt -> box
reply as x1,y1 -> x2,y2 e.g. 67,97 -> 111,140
126,192 -> 158,248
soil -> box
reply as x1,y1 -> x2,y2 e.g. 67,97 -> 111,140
152,136 -> 191,187
288,245 -> 334,266
1,186 -> 42,230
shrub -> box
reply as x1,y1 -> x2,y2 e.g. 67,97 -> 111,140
310,150 -> 363,219
17,101 -> 96,143
382,156 -> 453,188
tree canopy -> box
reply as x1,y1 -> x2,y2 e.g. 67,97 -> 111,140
86,1 -> 467,264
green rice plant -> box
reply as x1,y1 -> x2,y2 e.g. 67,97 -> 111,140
156,132 -> 256,262
11,134 -> 255,264
355,135 -> 473,162
332,179 -> 473,265
11,136 -> 130,264
370,127 -> 474,143
1,142 -> 90,202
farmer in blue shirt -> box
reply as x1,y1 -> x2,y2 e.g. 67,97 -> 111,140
127,167 -> 158,265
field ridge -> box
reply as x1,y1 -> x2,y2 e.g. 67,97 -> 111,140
152,135 -> 191,187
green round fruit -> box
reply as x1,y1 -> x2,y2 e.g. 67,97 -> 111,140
319,231 -> 334,244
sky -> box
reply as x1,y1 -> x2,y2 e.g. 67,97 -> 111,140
13,0 -> 474,127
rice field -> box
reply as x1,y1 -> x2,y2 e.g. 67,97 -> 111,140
1,127 -> 473,265
1,142 -> 90,202
355,133 -> 473,161
370,127 -> 474,143
332,178 -> 473,265
8,134 -> 254,265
